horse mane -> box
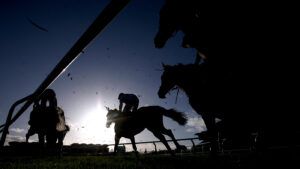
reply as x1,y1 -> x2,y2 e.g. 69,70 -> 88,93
110,109 -> 122,114
166,63 -> 203,72
163,63 -> 206,83
178,63 -> 206,70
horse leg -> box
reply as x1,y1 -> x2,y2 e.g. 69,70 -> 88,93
57,132 -> 66,156
151,130 -> 174,156
129,136 -> 139,157
114,135 -> 120,155
46,131 -> 59,156
161,128 -> 186,151
38,133 -> 45,146
26,127 -> 35,143
201,113 -> 218,155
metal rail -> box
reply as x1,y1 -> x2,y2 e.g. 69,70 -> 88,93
105,137 -> 210,153
0,0 -> 131,147
106,137 -> 201,146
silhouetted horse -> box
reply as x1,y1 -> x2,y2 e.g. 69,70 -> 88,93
26,105 -> 69,153
106,106 -> 187,156
158,63 -> 266,152
155,1 -> 300,151
154,0 -> 209,63
158,63 -> 237,153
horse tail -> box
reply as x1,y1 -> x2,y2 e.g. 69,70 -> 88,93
164,109 -> 187,125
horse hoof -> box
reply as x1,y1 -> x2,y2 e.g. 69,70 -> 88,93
179,145 -> 187,150
175,145 -> 187,152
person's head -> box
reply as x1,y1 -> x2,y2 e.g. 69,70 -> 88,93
118,93 -> 124,100
44,88 -> 56,98
40,88 -> 57,108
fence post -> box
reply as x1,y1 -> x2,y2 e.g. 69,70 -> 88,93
153,142 -> 157,153
191,139 -> 195,153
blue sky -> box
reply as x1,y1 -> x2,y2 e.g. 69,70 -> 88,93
0,0 -> 205,150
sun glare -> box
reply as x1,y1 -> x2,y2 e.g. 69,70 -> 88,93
72,101 -> 115,144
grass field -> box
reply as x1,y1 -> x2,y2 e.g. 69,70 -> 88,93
0,154 -> 231,169
0,149 -> 299,169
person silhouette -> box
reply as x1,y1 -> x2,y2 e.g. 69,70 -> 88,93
40,88 -> 57,109
26,88 -> 62,144
118,93 -> 139,113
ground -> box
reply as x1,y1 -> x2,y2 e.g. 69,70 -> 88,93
0,148 -> 299,169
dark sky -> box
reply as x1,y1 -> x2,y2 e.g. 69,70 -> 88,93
0,0 -> 205,149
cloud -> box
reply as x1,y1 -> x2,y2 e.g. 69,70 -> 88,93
5,134 -> 26,145
186,117 -> 206,133
186,128 -> 196,133
6,135 -> 25,142
9,128 -> 26,134
5,128 -> 37,145
5,134 -> 38,145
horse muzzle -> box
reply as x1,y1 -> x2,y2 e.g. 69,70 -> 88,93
158,90 -> 166,99
106,122 -> 111,128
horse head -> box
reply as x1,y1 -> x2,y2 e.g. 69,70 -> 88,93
158,63 -> 178,99
155,0 -> 203,48
154,2 -> 179,48
105,107 -> 120,128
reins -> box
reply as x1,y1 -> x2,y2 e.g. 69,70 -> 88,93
171,87 -> 180,104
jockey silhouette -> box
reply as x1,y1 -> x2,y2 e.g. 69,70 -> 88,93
118,93 -> 139,113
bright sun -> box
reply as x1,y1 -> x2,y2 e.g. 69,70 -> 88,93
72,101 -> 115,144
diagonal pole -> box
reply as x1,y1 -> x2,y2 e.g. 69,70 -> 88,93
0,0 -> 131,147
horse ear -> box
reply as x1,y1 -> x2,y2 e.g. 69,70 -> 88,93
162,62 -> 170,70
105,106 -> 110,111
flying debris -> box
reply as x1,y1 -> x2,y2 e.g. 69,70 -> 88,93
26,17 -> 49,32
67,73 -> 73,80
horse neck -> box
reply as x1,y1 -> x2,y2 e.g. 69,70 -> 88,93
111,113 -> 126,124
175,68 -> 202,97
177,82 -> 199,99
